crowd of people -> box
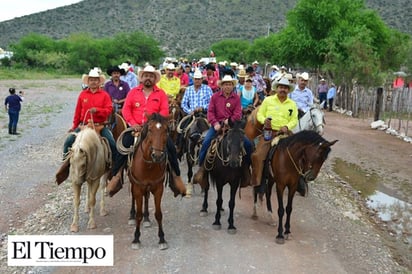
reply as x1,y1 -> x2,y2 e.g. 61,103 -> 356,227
54,57 -> 336,197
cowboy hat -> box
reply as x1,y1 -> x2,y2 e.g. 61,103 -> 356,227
193,69 -> 203,79
272,77 -> 294,92
119,62 -> 130,72
297,72 -> 310,81
230,62 -> 238,67
82,68 -> 106,86
252,60 -> 259,65
237,69 -> 247,78
218,75 -> 238,87
271,65 -> 279,70
106,65 -> 126,76
166,63 -> 176,70
138,65 -> 161,84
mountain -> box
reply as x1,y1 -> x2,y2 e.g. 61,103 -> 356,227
0,0 -> 410,56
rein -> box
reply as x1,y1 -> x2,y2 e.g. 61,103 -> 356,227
286,146 -> 313,180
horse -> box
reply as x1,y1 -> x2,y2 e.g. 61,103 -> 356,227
244,104 -> 325,141
183,112 -> 209,186
69,127 -> 111,232
168,97 -> 184,143
127,113 -> 170,250
200,120 -> 247,234
254,130 -> 337,243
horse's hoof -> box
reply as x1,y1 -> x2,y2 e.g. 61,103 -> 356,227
159,242 -> 169,250
251,214 -> 258,220
275,237 -> 285,244
87,222 -> 97,230
70,224 -> 79,233
212,224 -> 221,230
285,234 -> 290,240
143,221 -> 152,228
131,243 -> 141,250
200,210 -> 208,217
128,219 -> 136,226
100,209 -> 108,216
227,228 -> 237,234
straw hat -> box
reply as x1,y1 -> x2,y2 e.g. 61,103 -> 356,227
138,65 -> 161,84
237,69 -> 247,78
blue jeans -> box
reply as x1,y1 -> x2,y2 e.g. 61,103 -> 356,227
319,93 -> 327,109
198,127 -> 252,166
8,109 -> 20,129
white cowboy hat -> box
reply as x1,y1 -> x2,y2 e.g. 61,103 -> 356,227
297,72 -> 311,81
119,62 -> 130,71
166,63 -> 176,70
272,77 -> 294,92
82,68 -> 106,86
193,69 -> 203,79
218,75 -> 238,86
138,65 -> 161,84
230,62 -> 238,67
252,60 -> 259,65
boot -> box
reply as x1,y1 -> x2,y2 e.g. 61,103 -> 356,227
106,169 -> 123,197
185,182 -> 193,198
193,166 -> 208,189
297,176 -> 308,197
12,126 -> 20,135
55,158 -> 70,185
8,125 -> 12,135
240,165 -> 251,188
173,174 -> 186,197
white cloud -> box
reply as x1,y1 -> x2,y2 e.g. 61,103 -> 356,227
0,0 -> 83,22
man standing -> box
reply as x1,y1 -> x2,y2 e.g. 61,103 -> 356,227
4,88 -> 24,135
317,78 -> 328,109
106,66 -> 186,197
55,68 -> 118,185
327,83 -> 336,112
159,63 -> 181,99
289,72 -> 314,118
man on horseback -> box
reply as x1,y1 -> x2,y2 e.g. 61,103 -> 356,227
55,68 -> 119,185
289,72 -> 314,118
193,75 -> 253,188
251,77 -> 298,187
106,65 -> 186,197
104,65 -> 130,112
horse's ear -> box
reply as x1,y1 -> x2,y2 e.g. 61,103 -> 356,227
319,101 -> 325,109
319,139 -> 338,149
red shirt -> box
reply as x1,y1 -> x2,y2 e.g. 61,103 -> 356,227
207,90 -> 242,126
72,88 -> 112,130
122,84 -> 169,126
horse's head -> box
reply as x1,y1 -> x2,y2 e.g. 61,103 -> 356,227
307,107 -> 325,135
188,114 -> 209,143
223,120 -> 245,168
299,133 -> 337,181
168,99 -> 182,131
143,113 -> 169,163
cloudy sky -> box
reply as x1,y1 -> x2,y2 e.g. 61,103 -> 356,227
0,0 -> 83,22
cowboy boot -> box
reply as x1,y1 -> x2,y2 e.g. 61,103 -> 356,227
297,176 -> 308,197
106,169 -> 123,197
171,171 -> 186,197
185,182 -> 193,198
55,158 -> 70,185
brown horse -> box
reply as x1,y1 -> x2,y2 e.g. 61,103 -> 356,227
244,106 -> 263,141
168,97 -> 184,143
127,113 -> 170,250
256,130 -> 337,244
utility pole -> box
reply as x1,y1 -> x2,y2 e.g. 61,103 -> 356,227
266,24 -> 270,37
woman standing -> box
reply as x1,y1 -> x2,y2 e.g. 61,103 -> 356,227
4,88 -> 24,135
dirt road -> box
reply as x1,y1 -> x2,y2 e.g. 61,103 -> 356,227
0,79 -> 410,273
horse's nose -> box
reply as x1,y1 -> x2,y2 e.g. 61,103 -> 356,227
151,151 -> 165,162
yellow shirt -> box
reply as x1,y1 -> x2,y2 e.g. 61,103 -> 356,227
257,94 -> 298,131
159,75 -> 180,98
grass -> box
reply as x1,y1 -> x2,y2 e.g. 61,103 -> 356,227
0,68 -> 78,80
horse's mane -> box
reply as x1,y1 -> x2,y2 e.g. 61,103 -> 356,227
277,130 -> 327,149
72,127 -> 100,151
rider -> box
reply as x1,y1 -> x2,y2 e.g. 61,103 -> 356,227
158,63 -> 181,99
193,75 -> 253,188
104,65 -> 130,112
55,68 -> 118,185
251,77 -> 298,188
289,72 -> 314,118
106,65 -> 186,197
237,76 -> 259,109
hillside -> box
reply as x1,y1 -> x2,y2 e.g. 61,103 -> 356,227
0,0 -> 410,56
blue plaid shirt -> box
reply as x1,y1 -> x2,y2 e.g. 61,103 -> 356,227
181,84 -> 213,114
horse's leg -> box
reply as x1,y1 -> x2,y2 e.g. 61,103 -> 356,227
186,156 -> 193,197
131,186 -> 143,249
252,186 -> 259,219
143,192 -> 151,228
266,179 -> 276,226
284,189 -> 295,240
212,183 -> 223,230
71,183 -> 81,232
86,179 -> 99,230
275,186 -> 286,244
99,173 -> 108,216
227,182 -> 238,234
200,181 -> 209,217
153,185 -> 168,250
128,195 -> 136,225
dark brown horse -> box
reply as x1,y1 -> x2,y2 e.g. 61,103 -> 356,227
168,97 -> 184,143
254,130 -> 337,244
127,113 -> 170,250
200,121 -> 247,234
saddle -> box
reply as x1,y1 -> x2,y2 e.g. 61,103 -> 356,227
84,120 -> 105,135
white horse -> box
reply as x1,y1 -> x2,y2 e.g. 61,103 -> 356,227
292,103 -> 325,135
69,127 -> 110,232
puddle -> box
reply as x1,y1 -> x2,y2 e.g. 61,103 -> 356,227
332,158 -> 411,243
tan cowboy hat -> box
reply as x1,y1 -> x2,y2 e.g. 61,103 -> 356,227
138,65 -> 161,84
218,75 -> 238,87
82,68 -> 106,86
272,77 -> 294,92
237,69 -> 247,78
